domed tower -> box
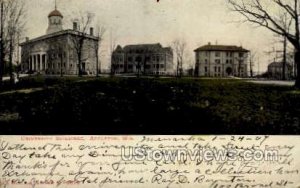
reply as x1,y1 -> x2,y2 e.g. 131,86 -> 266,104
46,1 -> 63,34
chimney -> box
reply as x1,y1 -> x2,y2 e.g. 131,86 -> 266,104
73,22 -> 78,31
25,37 -> 29,42
208,42 -> 211,45
90,27 -> 94,36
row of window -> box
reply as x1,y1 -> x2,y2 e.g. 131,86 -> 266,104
204,66 -> 244,73
201,52 -> 245,58
30,62 -> 67,69
197,59 -> 244,64
114,64 -> 165,69
50,18 -> 62,25
114,56 -> 166,63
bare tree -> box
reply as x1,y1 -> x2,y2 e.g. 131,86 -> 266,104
172,39 -> 186,78
227,0 -> 300,87
249,50 -> 257,78
70,12 -> 94,77
110,29 -> 117,76
91,25 -> 106,77
0,0 -> 25,85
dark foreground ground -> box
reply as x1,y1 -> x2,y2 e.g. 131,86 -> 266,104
0,76 -> 299,134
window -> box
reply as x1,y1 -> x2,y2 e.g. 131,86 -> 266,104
160,64 -> 165,69
227,52 -> 233,57
128,57 -> 133,62
214,66 -> 217,72
215,59 -> 221,64
239,53 -> 244,58
205,59 -> 208,64
226,60 -> 229,64
218,67 -> 221,72
156,56 -> 160,62
128,65 -> 133,69
205,67 -> 208,72
205,52 -> 209,57
215,52 -> 220,57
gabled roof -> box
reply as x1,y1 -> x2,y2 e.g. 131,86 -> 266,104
194,44 -> 249,52
20,29 -> 98,46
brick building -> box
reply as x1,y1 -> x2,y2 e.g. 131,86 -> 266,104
111,43 -> 173,75
194,43 -> 249,77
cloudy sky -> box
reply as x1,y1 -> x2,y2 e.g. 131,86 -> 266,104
25,0 -> 278,72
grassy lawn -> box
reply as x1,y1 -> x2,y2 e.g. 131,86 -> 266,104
0,76 -> 299,134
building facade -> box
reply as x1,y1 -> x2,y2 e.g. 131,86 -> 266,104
267,62 -> 293,80
111,43 -> 173,75
194,43 -> 249,77
20,7 -> 99,75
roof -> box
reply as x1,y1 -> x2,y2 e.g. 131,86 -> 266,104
268,62 -> 292,68
20,29 -> 98,46
194,44 -> 249,52
124,43 -> 162,52
48,9 -> 63,18
114,43 -> 172,54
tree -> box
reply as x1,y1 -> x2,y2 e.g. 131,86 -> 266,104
227,0 -> 300,87
70,12 -> 94,77
172,39 -> 186,78
91,25 -> 105,77
0,0 -> 25,85
109,29 -> 117,76
249,51 -> 257,78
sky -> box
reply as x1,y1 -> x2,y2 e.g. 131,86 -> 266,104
24,0 -> 279,73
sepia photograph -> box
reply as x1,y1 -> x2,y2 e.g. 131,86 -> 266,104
0,0 -> 299,135
0,0 -> 299,187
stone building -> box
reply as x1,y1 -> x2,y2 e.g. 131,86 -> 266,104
267,62 -> 293,80
20,6 -> 99,75
194,43 -> 249,77
111,43 -> 173,75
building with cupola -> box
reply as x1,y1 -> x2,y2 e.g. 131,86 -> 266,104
20,3 -> 99,75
